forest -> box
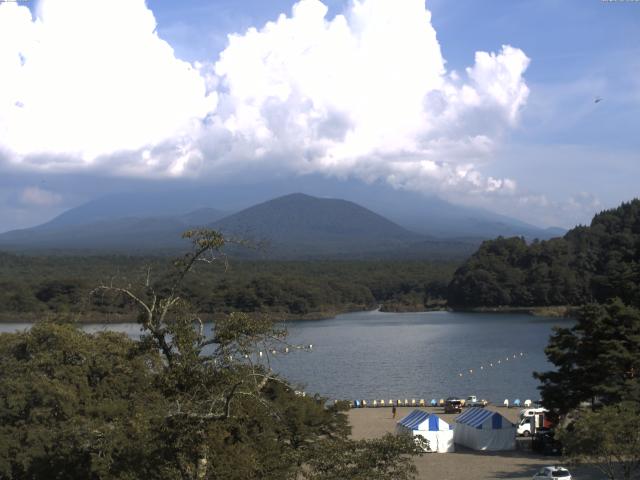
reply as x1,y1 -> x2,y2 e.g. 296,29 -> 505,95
0,253 -> 456,322
448,199 -> 640,308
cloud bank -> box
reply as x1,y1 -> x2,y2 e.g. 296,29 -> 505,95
0,0 -> 530,197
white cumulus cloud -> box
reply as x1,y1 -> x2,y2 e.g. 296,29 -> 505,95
0,0 -> 530,197
0,0 -> 216,168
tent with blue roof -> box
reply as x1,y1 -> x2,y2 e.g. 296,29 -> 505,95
454,407 -> 516,451
396,409 -> 454,452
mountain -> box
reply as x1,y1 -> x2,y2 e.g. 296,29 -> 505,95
209,193 -> 424,258
0,192 -> 478,258
0,177 -> 566,257
19,176 -> 564,241
0,208 -> 227,253
34,190 -> 226,230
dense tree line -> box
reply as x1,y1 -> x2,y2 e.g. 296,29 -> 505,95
448,199 -> 640,307
0,254 -> 456,320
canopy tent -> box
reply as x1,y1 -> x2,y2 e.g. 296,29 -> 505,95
454,407 -> 516,451
396,410 -> 454,453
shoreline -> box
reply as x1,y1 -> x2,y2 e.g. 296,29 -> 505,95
0,304 -> 576,324
0,306 -> 374,325
451,305 -> 577,318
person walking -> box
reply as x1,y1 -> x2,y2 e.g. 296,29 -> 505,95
391,404 -> 397,419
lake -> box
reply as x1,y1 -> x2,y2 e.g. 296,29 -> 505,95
0,310 -> 571,404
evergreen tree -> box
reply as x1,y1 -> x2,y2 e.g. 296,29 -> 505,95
534,300 -> 640,415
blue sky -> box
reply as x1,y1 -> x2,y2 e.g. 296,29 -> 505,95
0,0 -> 638,231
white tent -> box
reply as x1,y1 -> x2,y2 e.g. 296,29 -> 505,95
396,410 -> 455,453
454,407 -> 516,451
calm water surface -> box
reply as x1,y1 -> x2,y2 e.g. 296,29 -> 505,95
1,310 -> 571,404
272,310 -> 571,403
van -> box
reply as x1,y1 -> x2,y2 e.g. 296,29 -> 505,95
519,407 -> 547,420
518,411 -> 554,437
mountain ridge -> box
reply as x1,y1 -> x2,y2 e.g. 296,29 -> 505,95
15,178 -> 565,239
0,188 -> 565,258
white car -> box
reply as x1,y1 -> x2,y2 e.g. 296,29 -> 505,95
532,466 -> 571,480
466,395 -> 488,407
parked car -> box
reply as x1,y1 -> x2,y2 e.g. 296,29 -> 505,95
466,395 -> 488,407
532,429 -> 563,456
444,397 -> 463,414
532,466 -> 571,479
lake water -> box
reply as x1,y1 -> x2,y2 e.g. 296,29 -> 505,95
0,310 -> 571,404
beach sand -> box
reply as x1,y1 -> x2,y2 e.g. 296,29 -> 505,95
347,406 -> 601,480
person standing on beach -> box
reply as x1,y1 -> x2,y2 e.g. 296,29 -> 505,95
392,404 -> 397,419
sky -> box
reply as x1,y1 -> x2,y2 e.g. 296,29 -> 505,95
0,0 -> 639,232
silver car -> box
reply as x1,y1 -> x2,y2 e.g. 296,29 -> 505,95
532,466 -> 572,480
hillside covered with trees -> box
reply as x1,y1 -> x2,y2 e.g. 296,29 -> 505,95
448,199 -> 640,308
0,254 -> 455,321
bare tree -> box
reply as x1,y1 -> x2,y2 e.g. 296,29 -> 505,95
90,229 -> 419,479
91,229 -> 290,478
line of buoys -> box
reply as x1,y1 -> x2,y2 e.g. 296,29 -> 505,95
457,352 -> 526,378
347,396 -> 534,408
350,398 -> 429,408
247,343 -> 316,360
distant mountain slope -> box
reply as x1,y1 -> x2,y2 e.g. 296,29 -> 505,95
0,193 -> 430,257
210,193 -> 424,257
371,194 -> 564,240
20,177 -> 564,241
0,180 -> 566,256
36,190 -> 224,229
448,199 -> 640,308
0,193 -> 478,259
0,208 -> 227,253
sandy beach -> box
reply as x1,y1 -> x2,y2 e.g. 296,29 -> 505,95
347,406 -> 601,480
